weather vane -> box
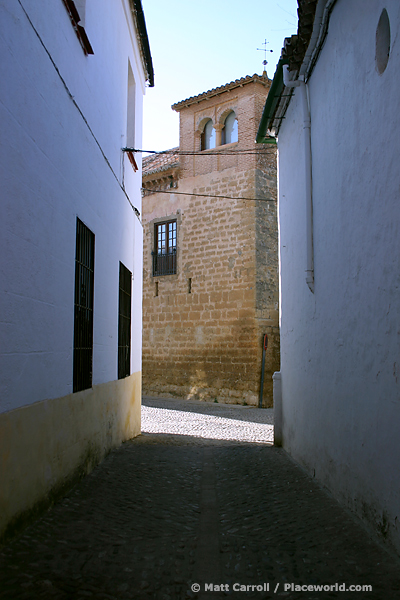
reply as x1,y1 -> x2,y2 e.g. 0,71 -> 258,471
257,39 -> 273,74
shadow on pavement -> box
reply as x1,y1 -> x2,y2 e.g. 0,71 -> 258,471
132,431 -> 274,447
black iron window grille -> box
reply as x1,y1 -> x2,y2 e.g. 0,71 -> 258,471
73,218 -> 95,393
118,262 -> 132,379
152,220 -> 177,276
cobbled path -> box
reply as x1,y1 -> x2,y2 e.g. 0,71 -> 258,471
0,397 -> 399,600
141,397 -> 274,445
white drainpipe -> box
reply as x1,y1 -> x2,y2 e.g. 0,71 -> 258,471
282,65 -> 314,293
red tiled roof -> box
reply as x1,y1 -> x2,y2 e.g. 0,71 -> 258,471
171,73 -> 270,110
142,148 -> 180,177
281,0 -> 318,71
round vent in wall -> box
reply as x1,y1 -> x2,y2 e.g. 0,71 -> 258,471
376,9 -> 390,74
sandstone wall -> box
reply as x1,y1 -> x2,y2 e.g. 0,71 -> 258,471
142,77 -> 279,406
142,164 -> 278,405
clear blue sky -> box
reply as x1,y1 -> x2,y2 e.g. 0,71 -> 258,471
141,0 -> 298,152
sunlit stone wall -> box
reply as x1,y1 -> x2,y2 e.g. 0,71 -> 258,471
142,76 -> 279,405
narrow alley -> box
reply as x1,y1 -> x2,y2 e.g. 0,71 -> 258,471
0,398 -> 399,600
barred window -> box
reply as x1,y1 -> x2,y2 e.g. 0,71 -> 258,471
73,218 -> 95,393
118,262 -> 132,380
153,220 -> 177,276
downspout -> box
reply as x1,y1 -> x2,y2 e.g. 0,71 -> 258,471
282,65 -> 314,293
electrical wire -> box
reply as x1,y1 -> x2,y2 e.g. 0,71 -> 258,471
141,188 -> 275,203
125,147 -> 276,157
17,0 -> 141,222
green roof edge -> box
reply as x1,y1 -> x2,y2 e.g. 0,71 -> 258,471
256,57 -> 289,143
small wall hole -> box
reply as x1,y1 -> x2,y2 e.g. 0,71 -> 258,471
376,9 -> 390,74
155,281 -> 159,297
188,278 -> 192,294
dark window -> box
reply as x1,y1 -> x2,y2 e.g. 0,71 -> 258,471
118,262 -> 132,379
153,220 -> 177,276
73,218 -> 95,393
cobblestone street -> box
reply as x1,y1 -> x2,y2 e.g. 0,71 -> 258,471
0,397 -> 399,600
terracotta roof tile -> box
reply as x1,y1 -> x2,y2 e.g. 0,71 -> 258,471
281,0 -> 318,72
171,73 -> 270,110
142,149 -> 180,177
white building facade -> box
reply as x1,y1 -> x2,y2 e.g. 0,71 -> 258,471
0,0 -> 153,540
257,0 -> 400,553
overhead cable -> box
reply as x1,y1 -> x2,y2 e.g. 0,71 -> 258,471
141,188 -> 274,203
125,147 -> 276,157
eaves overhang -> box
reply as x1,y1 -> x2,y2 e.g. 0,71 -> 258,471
172,73 -> 270,111
256,58 -> 290,143
130,0 -> 154,87
142,162 -> 180,180
256,0 -> 324,142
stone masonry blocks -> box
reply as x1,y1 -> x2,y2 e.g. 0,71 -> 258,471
142,75 -> 279,406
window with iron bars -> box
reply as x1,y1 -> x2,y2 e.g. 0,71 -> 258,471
152,220 -> 177,276
118,262 -> 132,380
73,218 -> 95,393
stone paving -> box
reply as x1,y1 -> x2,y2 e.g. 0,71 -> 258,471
141,397 -> 274,445
0,397 -> 399,600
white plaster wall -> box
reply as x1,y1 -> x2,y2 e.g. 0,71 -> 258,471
0,0 -> 146,413
278,0 -> 400,551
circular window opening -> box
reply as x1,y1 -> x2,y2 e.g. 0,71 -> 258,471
376,9 -> 390,74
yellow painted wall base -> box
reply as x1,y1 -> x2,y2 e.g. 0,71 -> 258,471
0,372 -> 141,542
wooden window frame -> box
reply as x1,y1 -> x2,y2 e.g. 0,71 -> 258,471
62,0 -> 94,55
152,220 -> 177,276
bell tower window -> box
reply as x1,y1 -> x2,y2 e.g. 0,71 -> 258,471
221,111 -> 238,145
201,119 -> 216,150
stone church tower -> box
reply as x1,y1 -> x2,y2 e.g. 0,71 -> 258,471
142,73 -> 279,406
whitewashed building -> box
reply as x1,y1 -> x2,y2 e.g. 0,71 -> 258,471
0,0 -> 153,540
257,0 -> 400,553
